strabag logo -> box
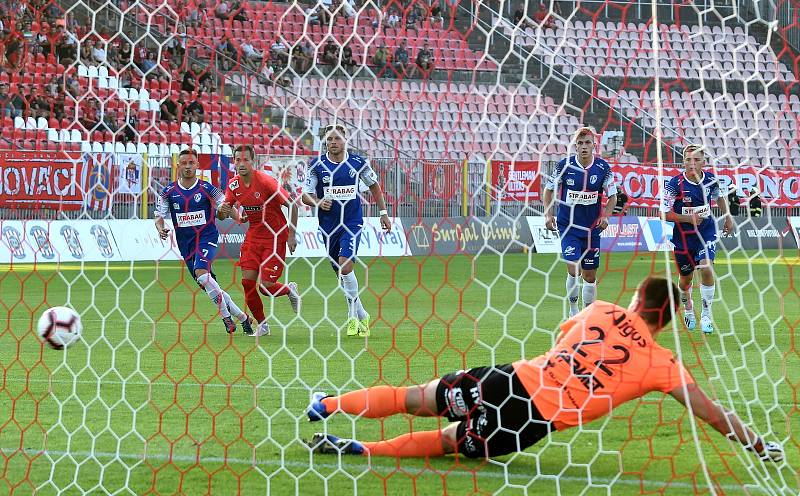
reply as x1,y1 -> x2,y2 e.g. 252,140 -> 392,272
566,190 -> 598,205
176,211 -> 207,227
324,185 -> 357,201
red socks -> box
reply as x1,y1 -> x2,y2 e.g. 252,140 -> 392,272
259,282 -> 290,297
241,278 -> 265,322
321,386 -> 408,418
362,431 -> 446,458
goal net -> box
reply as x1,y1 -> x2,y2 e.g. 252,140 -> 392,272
0,0 -> 797,494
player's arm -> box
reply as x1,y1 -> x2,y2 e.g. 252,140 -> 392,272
154,191 -> 170,240
669,383 -> 784,462
659,183 -> 696,225
212,185 -> 241,222
361,160 -> 391,232
282,194 -> 299,254
598,170 -> 618,231
543,162 -> 560,231
713,182 -> 735,235
301,165 -> 332,211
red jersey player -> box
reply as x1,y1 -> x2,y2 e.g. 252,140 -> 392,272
217,145 -> 300,337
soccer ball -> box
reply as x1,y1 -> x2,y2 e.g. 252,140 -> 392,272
37,306 -> 82,350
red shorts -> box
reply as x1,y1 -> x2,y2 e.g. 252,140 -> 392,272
239,235 -> 287,283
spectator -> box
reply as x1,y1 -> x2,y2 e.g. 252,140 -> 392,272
372,42 -> 388,74
341,43 -> 356,72
35,25 -> 52,57
747,188 -> 763,217
185,1 -> 202,27
0,81 -> 17,117
406,5 -> 423,29
611,192 -> 629,215
308,1 -> 332,26
513,8 -> 536,29
215,38 -> 235,71
140,51 -> 157,76
3,29 -> 23,71
91,39 -> 106,64
81,100 -> 100,130
337,0 -> 356,19
55,26 -> 77,65
63,73 -> 79,96
52,87 -> 65,121
393,40 -> 412,77
386,8 -> 400,28
80,39 -> 94,63
533,3 -> 556,29
181,66 -> 197,92
230,0 -> 248,21
26,87 -> 49,119
270,40 -> 289,65
160,97 -> 179,122
46,76 -> 59,98
185,98 -> 204,123
321,39 -> 338,65
292,41 -> 313,73
166,25 -> 187,67
727,188 -> 741,216
102,109 -> 119,133
122,113 -> 137,143
415,42 -> 434,75
114,41 -> 132,67
429,2 -> 444,27
214,0 -> 230,20
197,67 -> 214,93
257,60 -> 275,85
240,41 -> 262,71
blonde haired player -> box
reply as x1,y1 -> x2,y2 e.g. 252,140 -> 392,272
660,144 -> 734,334
301,124 -> 391,337
543,127 -> 618,317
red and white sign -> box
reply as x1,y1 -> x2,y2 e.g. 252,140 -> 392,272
491,160 -> 541,201
613,163 -> 800,207
0,151 -> 84,210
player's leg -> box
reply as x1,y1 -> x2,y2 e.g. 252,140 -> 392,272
307,365 -> 553,458
561,231 -> 582,317
333,229 -> 369,336
239,238 -> 270,336
674,248 -> 697,330
580,230 -> 601,308
257,238 -> 301,314
697,239 -> 718,334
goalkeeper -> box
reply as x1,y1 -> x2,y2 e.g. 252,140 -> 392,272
304,277 -> 784,463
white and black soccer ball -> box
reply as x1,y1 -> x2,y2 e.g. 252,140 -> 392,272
37,306 -> 82,350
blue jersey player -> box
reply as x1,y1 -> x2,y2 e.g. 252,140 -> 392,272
543,127 -> 618,317
301,124 -> 391,337
660,144 -> 734,334
155,149 -> 254,335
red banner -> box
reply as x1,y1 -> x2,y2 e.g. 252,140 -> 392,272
0,151 -> 85,210
491,160 -> 541,201
423,160 -> 459,200
613,163 -> 800,207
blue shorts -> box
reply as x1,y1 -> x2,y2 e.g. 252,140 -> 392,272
672,234 -> 717,276
324,226 -> 361,270
559,227 -> 600,270
177,232 -> 218,277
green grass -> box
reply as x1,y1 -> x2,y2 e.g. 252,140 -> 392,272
1,250 -> 798,495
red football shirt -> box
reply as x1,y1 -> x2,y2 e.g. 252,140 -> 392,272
224,170 -> 289,240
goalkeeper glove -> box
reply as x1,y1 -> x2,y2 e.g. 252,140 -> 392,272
747,440 -> 784,462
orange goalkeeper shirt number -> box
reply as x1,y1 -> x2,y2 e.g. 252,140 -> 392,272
513,301 -> 695,431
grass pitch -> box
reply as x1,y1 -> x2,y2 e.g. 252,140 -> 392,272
1,250 -> 798,495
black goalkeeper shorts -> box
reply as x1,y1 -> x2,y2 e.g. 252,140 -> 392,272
436,364 -> 553,458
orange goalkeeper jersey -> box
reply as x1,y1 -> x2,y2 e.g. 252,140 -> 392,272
513,301 -> 695,431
